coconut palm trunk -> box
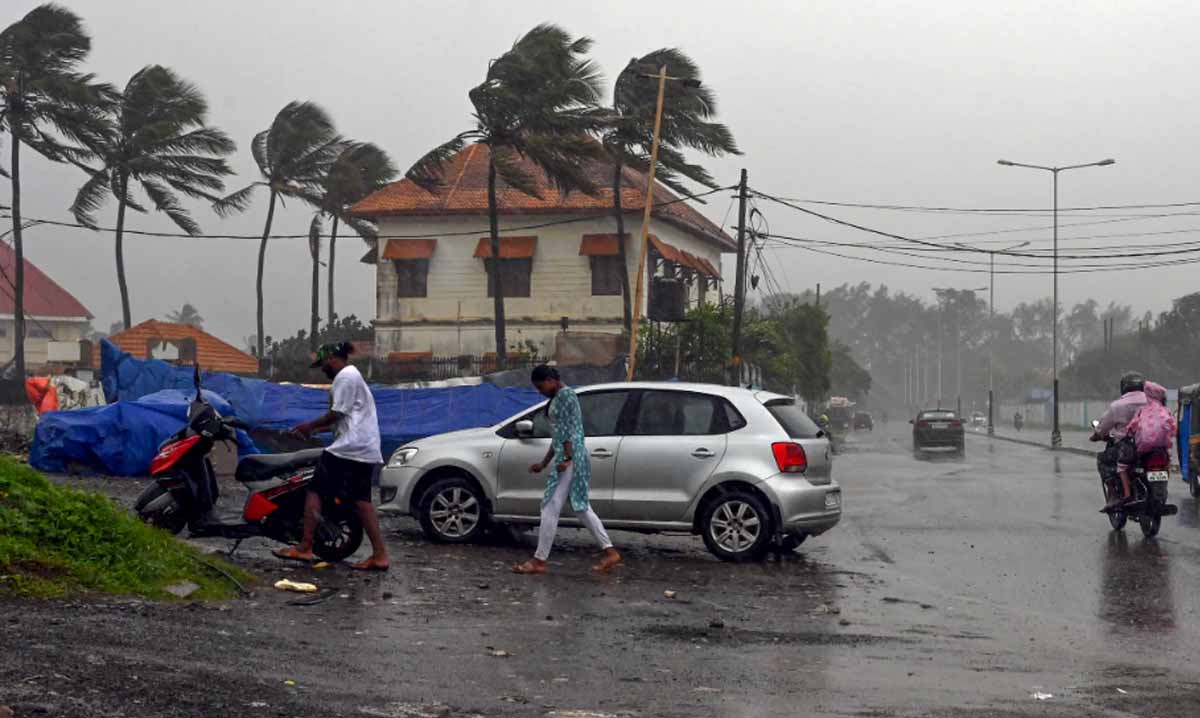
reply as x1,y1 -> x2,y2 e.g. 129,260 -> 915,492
612,161 -> 633,332
9,132 -> 26,379
256,191 -> 278,361
309,237 -> 320,349
326,216 -> 339,326
487,158 -> 506,368
114,172 -> 132,329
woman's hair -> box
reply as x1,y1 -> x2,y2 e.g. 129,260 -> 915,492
530,364 -> 560,383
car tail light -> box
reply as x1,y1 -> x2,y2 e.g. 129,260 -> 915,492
950,420 -> 963,428
917,421 -> 930,429
772,442 -> 808,474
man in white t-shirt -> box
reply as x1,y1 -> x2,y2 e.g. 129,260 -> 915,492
273,342 -> 390,571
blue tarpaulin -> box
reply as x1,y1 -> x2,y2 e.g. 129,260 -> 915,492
30,389 -> 258,476
29,341 -> 544,476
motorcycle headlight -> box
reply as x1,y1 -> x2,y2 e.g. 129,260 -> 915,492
388,447 -> 419,468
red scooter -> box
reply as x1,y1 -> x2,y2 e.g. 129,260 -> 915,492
134,367 -> 363,561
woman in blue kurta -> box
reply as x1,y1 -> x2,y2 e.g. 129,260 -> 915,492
512,365 -> 622,574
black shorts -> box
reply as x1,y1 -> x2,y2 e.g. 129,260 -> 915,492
310,451 -> 376,503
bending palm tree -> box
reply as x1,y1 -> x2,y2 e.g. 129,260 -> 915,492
70,65 -> 236,330
601,49 -> 740,330
1,4 -> 112,378
406,23 -> 604,367
309,142 -> 396,343
214,101 -> 342,361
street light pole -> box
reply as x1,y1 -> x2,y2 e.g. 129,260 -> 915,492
997,157 -> 1114,447
955,241 -> 1029,436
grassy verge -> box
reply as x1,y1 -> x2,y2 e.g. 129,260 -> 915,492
0,456 -> 253,599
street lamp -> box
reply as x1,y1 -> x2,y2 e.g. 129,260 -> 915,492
626,66 -> 702,381
955,241 -> 1029,436
997,157 -> 1115,447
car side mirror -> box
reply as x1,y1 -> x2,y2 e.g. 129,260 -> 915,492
908,419 -> 915,424
516,419 -> 534,438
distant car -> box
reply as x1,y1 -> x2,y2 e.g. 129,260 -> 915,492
912,409 -> 965,458
379,382 -> 841,562
970,412 -> 986,428
852,411 -> 874,431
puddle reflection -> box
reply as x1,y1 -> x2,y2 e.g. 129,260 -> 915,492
1097,531 -> 1175,636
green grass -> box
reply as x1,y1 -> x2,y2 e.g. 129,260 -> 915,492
0,456 -> 253,600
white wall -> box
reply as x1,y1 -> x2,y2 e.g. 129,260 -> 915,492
0,318 -> 87,368
373,213 -> 727,356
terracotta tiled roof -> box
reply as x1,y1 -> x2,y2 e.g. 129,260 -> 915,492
472,236 -> 537,259
98,320 -> 258,374
0,242 -> 92,319
381,238 -> 437,260
351,143 -> 734,251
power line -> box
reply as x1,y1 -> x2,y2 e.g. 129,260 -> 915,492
751,196 -> 1200,214
0,184 -> 734,242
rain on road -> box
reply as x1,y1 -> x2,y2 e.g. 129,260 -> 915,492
5,422 -> 1200,717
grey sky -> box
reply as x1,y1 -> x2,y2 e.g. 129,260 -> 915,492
8,0 -> 1200,346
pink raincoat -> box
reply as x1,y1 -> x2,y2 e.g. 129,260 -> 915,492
1126,381 -> 1176,456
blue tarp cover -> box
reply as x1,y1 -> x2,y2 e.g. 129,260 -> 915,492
30,341 -> 543,476
30,388 -> 258,476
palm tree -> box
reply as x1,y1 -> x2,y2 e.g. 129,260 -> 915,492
214,101 -> 343,361
166,302 -> 203,328
70,65 -> 236,330
308,142 -> 396,343
601,49 -> 740,331
406,24 -> 604,367
1,4 -> 112,378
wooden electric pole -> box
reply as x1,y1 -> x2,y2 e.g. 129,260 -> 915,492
729,168 -> 749,386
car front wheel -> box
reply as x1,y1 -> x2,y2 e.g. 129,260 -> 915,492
700,490 -> 773,562
418,476 -> 489,544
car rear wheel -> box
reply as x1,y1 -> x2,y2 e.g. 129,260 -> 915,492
418,476 -> 489,544
1190,472 -> 1200,499
700,490 -> 772,562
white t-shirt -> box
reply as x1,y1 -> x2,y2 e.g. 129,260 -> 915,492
326,365 -> 382,464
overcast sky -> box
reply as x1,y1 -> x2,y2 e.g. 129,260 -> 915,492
8,0 -> 1200,346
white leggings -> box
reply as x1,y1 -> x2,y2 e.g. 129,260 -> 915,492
535,465 -> 613,561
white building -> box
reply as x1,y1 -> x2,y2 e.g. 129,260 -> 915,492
0,242 -> 92,369
352,143 -> 733,360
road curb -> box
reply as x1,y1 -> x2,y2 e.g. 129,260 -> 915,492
969,431 -> 1095,458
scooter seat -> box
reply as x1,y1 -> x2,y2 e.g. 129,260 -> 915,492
236,448 -> 325,483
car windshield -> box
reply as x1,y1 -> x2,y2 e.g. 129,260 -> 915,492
920,411 -> 957,421
764,399 -> 822,438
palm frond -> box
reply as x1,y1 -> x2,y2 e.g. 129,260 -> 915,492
68,167 -> 110,228
516,132 -> 602,196
212,183 -> 260,218
405,134 -> 469,193
491,145 -> 542,199
140,178 -> 200,235
250,127 -> 271,177
339,214 -> 378,242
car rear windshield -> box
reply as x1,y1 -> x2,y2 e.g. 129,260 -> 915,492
920,411 -> 957,420
764,399 -> 822,438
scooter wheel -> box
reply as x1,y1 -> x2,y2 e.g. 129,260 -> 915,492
135,483 -> 188,535
313,509 -> 364,562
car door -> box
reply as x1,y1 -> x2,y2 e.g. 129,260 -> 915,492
611,389 -> 729,523
494,389 -> 631,520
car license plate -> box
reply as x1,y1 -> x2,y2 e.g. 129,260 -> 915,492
1148,470 -> 1169,482
930,422 -> 949,429
825,492 -> 841,509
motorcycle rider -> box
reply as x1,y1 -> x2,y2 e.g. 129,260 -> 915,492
1013,411 -> 1023,431
1091,371 -> 1148,512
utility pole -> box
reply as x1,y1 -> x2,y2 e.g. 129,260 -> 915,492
729,168 -> 749,386
625,65 -> 669,381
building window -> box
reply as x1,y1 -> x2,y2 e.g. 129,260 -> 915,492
27,326 -> 52,339
590,256 -> 624,296
485,258 -> 532,298
394,259 -> 430,298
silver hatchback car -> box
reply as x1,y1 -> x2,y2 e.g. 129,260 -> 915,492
378,382 -> 841,561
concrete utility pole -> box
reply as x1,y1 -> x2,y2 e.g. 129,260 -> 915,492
729,168 -> 749,386
998,156 -> 1114,447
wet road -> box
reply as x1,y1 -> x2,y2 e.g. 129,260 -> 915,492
6,423 -> 1200,717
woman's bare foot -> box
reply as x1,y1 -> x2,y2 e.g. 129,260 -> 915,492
592,548 -> 622,573
512,559 -> 547,574
273,546 -> 317,563
351,556 -> 390,572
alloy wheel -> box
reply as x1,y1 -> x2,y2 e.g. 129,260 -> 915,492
429,486 -> 481,539
710,500 -> 763,555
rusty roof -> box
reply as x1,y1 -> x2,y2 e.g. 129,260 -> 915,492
351,143 -> 734,251
98,320 -> 259,374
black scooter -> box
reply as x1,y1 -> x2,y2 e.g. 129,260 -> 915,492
134,365 -> 363,561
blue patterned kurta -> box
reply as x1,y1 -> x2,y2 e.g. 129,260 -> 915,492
542,386 -> 592,512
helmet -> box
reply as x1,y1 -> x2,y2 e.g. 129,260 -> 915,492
1119,371 -> 1145,395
